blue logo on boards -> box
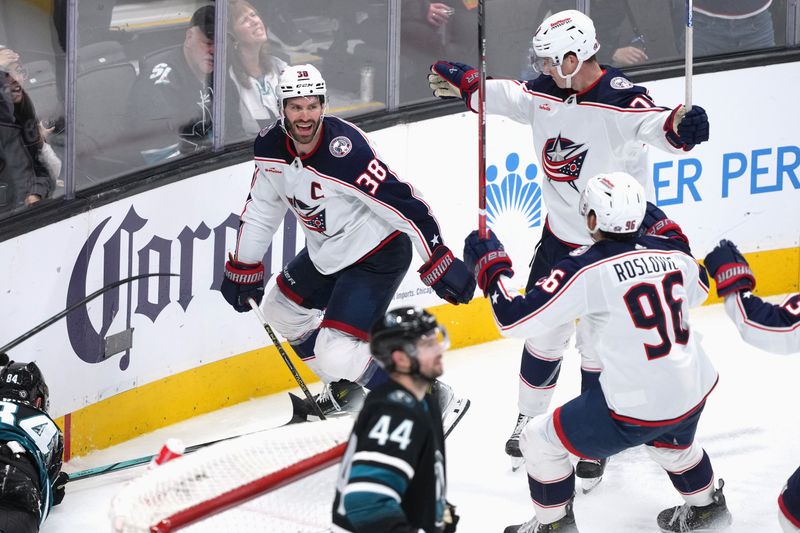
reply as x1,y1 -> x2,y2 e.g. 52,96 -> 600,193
486,152 -> 542,230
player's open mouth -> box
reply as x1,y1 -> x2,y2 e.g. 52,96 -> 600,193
296,123 -> 314,134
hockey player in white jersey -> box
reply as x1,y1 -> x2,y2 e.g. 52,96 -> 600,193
704,240 -> 800,532
429,8 -> 711,477
463,173 -> 731,533
220,65 -> 474,426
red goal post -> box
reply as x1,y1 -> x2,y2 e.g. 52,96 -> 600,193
110,417 -> 353,532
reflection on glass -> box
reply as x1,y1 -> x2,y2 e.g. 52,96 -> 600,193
224,0 -> 288,144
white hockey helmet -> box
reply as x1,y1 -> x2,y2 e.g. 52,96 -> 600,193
531,10 -> 599,81
277,64 -> 327,114
579,172 -> 646,236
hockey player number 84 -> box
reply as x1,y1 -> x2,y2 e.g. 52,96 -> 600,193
0,400 -> 59,455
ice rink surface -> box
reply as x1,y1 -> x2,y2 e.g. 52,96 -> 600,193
49,300 -> 800,532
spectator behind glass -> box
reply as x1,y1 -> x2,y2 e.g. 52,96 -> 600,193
400,1 -> 454,102
128,6 -> 217,164
0,69 -> 54,214
0,46 -> 62,184
227,0 -> 288,138
673,0 -> 775,56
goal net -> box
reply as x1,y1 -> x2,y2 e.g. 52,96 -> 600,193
110,417 -> 353,533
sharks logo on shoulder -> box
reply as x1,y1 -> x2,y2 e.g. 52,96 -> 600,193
287,196 -> 327,233
541,134 -> 588,192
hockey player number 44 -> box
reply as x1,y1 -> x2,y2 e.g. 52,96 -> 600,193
368,415 -> 414,451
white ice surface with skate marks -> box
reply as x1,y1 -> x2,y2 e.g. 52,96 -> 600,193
47,300 -> 800,533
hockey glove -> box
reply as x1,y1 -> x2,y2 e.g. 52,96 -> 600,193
53,471 -> 68,506
703,240 -> 756,297
221,254 -> 265,313
444,501 -> 460,533
665,105 -> 709,149
429,61 -> 479,104
640,202 -> 689,244
463,230 -> 514,294
419,246 -> 476,305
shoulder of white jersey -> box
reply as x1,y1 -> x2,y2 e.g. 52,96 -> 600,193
588,67 -> 662,110
637,233 -> 693,256
322,116 -> 372,158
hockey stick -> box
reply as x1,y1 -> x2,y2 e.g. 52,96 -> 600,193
248,298 -> 326,420
64,396 -> 308,483
0,273 -> 177,354
685,0 -> 693,112
477,0 -> 488,239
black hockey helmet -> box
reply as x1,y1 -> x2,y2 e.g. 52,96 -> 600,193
369,307 -> 449,372
0,358 -> 50,411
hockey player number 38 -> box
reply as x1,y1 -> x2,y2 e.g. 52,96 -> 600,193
355,159 -> 388,196
623,271 -> 690,360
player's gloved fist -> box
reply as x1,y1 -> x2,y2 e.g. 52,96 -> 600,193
53,471 -> 68,506
463,230 -> 514,294
666,105 -> 709,148
444,501 -> 460,532
703,239 -> 756,297
221,254 -> 265,313
418,245 -> 476,305
640,202 -> 689,244
677,105 -> 709,145
429,61 -> 479,103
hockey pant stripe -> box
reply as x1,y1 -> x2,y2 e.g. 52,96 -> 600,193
520,414 -> 575,524
780,467 -> 800,528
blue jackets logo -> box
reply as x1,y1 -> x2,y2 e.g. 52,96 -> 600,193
486,152 -> 542,230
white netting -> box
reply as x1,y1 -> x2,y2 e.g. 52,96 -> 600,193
110,417 -> 353,533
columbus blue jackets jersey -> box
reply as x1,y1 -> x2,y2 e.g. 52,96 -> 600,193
235,116 -> 444,274
487,235 -> 717,423
470,68 -> 690,246
0,399 -> 63,525
723,291 -> 800,354
332,380 -> 447,533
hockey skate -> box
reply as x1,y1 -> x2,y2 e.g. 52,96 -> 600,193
504,501 -> 579,533
431,380 -> 471,438
302,379 -> 366,419
575,458 -> 607,494
506,414 -> 533,472
657,479 -> 732,532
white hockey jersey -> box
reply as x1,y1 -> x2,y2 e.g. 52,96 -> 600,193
724,291 -> 800,355
469,68 -> 690,246
488,235 -> 716,424
235,116 -> 444,273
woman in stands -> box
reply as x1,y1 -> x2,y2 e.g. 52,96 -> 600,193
0,46 -> 61,187
227,0 -> 288,138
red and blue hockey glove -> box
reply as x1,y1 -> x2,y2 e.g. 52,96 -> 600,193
221,254 -> 265,312
419,246 -> 476,305
704,240 -> 756,297
428,61 -> 479,104
463,230 -> 514,294
665,105 -> 709,149
640,202 -> 689,244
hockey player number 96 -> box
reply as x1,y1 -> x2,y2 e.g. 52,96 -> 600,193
623,271 -> 690,360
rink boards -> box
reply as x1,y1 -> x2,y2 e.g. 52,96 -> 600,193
0,62 -> 797,459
